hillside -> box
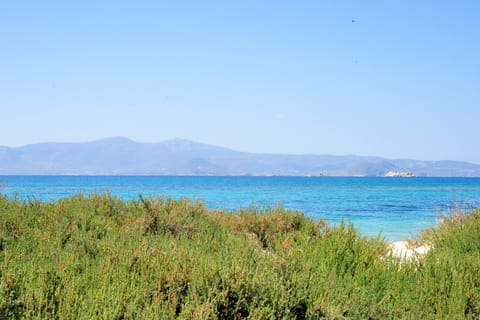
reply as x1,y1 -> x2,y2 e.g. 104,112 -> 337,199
0,137 -> 479,176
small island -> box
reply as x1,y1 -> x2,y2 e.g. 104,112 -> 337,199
385,171 -> 415,177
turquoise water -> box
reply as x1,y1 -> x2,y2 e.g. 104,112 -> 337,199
1,176 -> 480,241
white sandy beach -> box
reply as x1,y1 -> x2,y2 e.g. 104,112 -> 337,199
389,241 -> 431,260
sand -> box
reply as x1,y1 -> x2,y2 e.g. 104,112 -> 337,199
389,241 -> 431,260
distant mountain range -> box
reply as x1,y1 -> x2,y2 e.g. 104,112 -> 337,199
0,137 -> 479,177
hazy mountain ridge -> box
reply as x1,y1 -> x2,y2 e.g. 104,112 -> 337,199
0,137 -> 479,176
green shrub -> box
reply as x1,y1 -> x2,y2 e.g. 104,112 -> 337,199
0,194 -> 478,319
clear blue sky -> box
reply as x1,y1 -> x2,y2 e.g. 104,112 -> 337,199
1,1 -> 479,163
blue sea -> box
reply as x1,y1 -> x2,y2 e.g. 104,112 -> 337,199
1,176 -> 480,241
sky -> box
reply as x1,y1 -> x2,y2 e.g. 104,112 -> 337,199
1,1 -> 479,163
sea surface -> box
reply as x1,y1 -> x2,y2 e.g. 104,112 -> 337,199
1,176 -> 480,241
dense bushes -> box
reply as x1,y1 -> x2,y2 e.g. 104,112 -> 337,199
0,193 -> 479,319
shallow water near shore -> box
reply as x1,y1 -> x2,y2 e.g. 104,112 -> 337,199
1,176 -> 480,241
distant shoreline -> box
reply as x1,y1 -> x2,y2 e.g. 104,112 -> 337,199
2,174 -> 480,178
1,137 -> 480,176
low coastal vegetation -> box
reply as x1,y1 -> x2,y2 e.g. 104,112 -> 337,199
0,193 -> 479,319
